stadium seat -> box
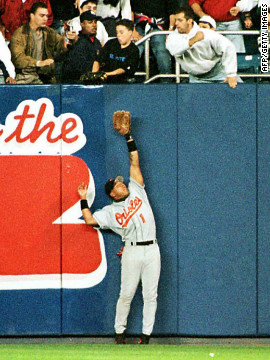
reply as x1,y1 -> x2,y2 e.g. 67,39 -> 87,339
237,54 -> 261,82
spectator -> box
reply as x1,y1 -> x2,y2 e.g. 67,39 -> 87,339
96,0 -> 132,21
0,25 -> 16,83
92,19 -> 139,83
0,0 -> 53,41
10,2 -> 69,84
131,0 -> 177,82
75,0 -> 132,37
62,11 -> 102,83
68,0 -> 108,46
166,6 -> 241,88
199,15 -> 216,29
49,0 -> 79,35
188,0 -> 257,53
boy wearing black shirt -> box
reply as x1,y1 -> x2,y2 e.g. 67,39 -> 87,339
92,19 -> 139,83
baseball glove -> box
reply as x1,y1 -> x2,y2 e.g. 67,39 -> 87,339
79,71 -> 107,85
113,110 -> 131,135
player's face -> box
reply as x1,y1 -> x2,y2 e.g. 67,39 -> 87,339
82,2 -> 97,14
30,7 -> 49,29
110,180 -> 129,200
116,25 -> 132,47
81,19 -> 97,35
175,12 -> 192,34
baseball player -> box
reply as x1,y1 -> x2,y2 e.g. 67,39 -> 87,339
77,111 -> 161,344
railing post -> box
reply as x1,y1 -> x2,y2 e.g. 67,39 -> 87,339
175,62 -> 180,83
145,38 -> 150,81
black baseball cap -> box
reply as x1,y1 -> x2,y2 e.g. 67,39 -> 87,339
80,11 -> 99,23
105,176 -> 124,196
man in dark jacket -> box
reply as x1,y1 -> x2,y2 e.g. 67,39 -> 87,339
10,2 -> 68,84
62,11 -> 102,83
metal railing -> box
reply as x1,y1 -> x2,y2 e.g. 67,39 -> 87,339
134,30 -> 269,83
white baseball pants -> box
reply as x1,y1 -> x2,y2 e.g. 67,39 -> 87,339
114,243 -> 161,335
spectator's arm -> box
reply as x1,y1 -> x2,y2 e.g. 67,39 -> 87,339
92,61 -> 100,72
53,32 -> 69,59
0,32 -> 16,78
189,1 -> 208,18
169,14 -> 175,30
209,32 -> 238,81
106,68 -> 126,77
120,0 -> 132,20
235,0 -> 258,13
189,31 -> 204,47
166,32 -> 191,56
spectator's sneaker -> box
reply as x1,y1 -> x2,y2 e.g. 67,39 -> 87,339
138,334 -> 150,344
115,332 -> 126,344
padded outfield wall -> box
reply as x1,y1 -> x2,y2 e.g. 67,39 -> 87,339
0,84 -> 269,336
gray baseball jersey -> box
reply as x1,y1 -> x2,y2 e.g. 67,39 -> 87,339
93,177 -> 156,243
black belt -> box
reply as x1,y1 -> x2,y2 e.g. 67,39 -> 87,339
130,240 -> 155,246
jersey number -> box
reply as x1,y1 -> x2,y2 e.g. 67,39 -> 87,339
139,213 -> 146,223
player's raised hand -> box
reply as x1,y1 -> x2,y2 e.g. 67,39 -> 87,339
78,182 -> 88,199
113,110 -> 131,136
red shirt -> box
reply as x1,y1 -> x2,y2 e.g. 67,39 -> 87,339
189,0 -> 240,22
0,0 -> 53,40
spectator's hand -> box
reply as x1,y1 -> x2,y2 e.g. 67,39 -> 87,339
5,77 -> 16,84
74,0 -> 80,9
244,16 -> 253,29
189,31 -> 204,47
224,76 -> 237,88
230,6 -> 240,16
38,59 -> 54,67
195,31 -> 204,41
66,30 -> 78,43
132,29 -> 143,42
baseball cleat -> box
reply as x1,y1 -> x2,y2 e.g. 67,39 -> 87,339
115,332 -> 126,344
138,334 -> 150,344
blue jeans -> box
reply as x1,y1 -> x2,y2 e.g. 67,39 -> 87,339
189,61 -> 243,83
136,25 -> 172,77
216,19 -> 245,53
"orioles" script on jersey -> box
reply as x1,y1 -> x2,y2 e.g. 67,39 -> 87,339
115,196 -> 143,228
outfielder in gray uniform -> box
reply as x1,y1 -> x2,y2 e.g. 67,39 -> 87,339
78,128 -> 161,345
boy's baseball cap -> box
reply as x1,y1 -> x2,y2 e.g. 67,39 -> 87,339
199,15 -> 216,29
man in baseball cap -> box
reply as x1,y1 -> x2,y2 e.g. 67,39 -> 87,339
62,10 -> 102,83
199,15 -> 216,30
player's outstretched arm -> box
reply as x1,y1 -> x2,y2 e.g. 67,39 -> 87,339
78,183 -> 99,226
128,137 -> 144,186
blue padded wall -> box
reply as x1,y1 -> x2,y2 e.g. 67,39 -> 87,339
0,84 -> 269,336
